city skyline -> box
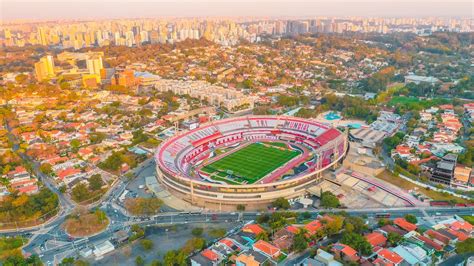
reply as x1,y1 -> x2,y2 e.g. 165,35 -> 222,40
1,0 -> 473,21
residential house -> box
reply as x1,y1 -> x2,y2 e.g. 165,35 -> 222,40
394,218 -> 417,232
57,167 -> 84,185
379,225 -> 408,237
242,224 -> 266,237
273,226 -> 298,250
252,240 -> 281,259
304,220 -> 323,236
235,250 -> 275,266
365,232 -> 387,249
392,244 -> 431,266
303,249 -> 343,266
10,178 -> 39,195
190,253 -> 216,266
373,248 -> 404,266
331,243 -> 359,262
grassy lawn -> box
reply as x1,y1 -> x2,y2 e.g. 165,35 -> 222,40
388,96 -> 449,108
461,216 -> 474,225
202,142 -> 301,184
376,170 -> 472,204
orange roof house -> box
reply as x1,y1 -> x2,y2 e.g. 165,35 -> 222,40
201,249 -> 219,262
304,220 -> 323,235
253,240 -> 281,258
331,243 -> 359,262
286,225 -> 300,235
450,221 -> 473,233
394,218 -> 417,232
365,232 -> 387,248
57,168 -> 81,181
242,224 -> 265,236
377,248 -> 404,265
446,229 -> 469,242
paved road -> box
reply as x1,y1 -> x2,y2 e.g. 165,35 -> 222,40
23,205 -> 474,264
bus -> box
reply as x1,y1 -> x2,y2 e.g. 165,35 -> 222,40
375,213 -> 391,219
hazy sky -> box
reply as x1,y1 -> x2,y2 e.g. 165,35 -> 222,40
1,0 -> 473,21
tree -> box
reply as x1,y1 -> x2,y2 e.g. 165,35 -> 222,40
100,151 -> 123,171
191,227 -> 204,237
256,214 -> 270,224
149,260 -> 162,266
59,185 -> 67,193
378,218 -> 392,227
404,214 -> 417,224
341,232 -> 373,256
387,232 -> 403,246
140,239 -> 154,251
88,174 -> 104,191
301,211 -> 312,220
132,129 -> 149,145
39,163 -> 53,175
292,231 -> 309,252
130,225 -> 145,241
324,215 -> 344,235
455,238 -> 474,254
256,231 -> 269,241
135,255 -> 144,266
0,188 -> 59,225
125,198 -> 163,215
60,257 -> 75,266
272,197 -> 290,210
320,191 -> 340,208
71,183 -> 91,203
3,254 -> 43,266
163,250 -> 177,266
70,139 -> 81,152
209,228 -> 226,238
94,209 -> 107,224
343,217 -> 368,234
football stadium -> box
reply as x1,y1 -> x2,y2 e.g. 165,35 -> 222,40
155,116 -> 348,210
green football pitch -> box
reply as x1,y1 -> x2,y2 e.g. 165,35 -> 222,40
201,142 -> 301,184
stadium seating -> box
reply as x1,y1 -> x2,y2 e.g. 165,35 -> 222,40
156,116 -> 344,180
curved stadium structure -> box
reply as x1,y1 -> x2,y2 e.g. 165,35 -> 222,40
155,116 -> 349,210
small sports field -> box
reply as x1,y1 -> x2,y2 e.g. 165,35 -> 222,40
201,142 -> 301,184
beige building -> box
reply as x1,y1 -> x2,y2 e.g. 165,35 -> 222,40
454,166 -> 472,185
34,55 -> 55,81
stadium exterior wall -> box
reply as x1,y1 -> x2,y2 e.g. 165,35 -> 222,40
155,130 -> 348,211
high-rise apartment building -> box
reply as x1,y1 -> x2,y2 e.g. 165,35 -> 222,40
86,56 -> 104,75
37,27 -> 48,46
34,55 -> 55,81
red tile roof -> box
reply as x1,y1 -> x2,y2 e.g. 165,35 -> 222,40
332,243 -> 359,261
242,224 -> 265,236
57,168 -> 81,180
365,232 -> 387,247
393,218 -> 417,232
201,249 -> 219,261
446,229 -> 469,242
416,235 -> 443,251
377,248 -> 403,264
10,179 -> 36,188
253,240 -> 280,258
304,220 -> 323,234
286,225 -> 300,234
425,230 -> 449,245
450,221 -> 473,233
219,238 -> 236,249
16,184 -> 38,194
